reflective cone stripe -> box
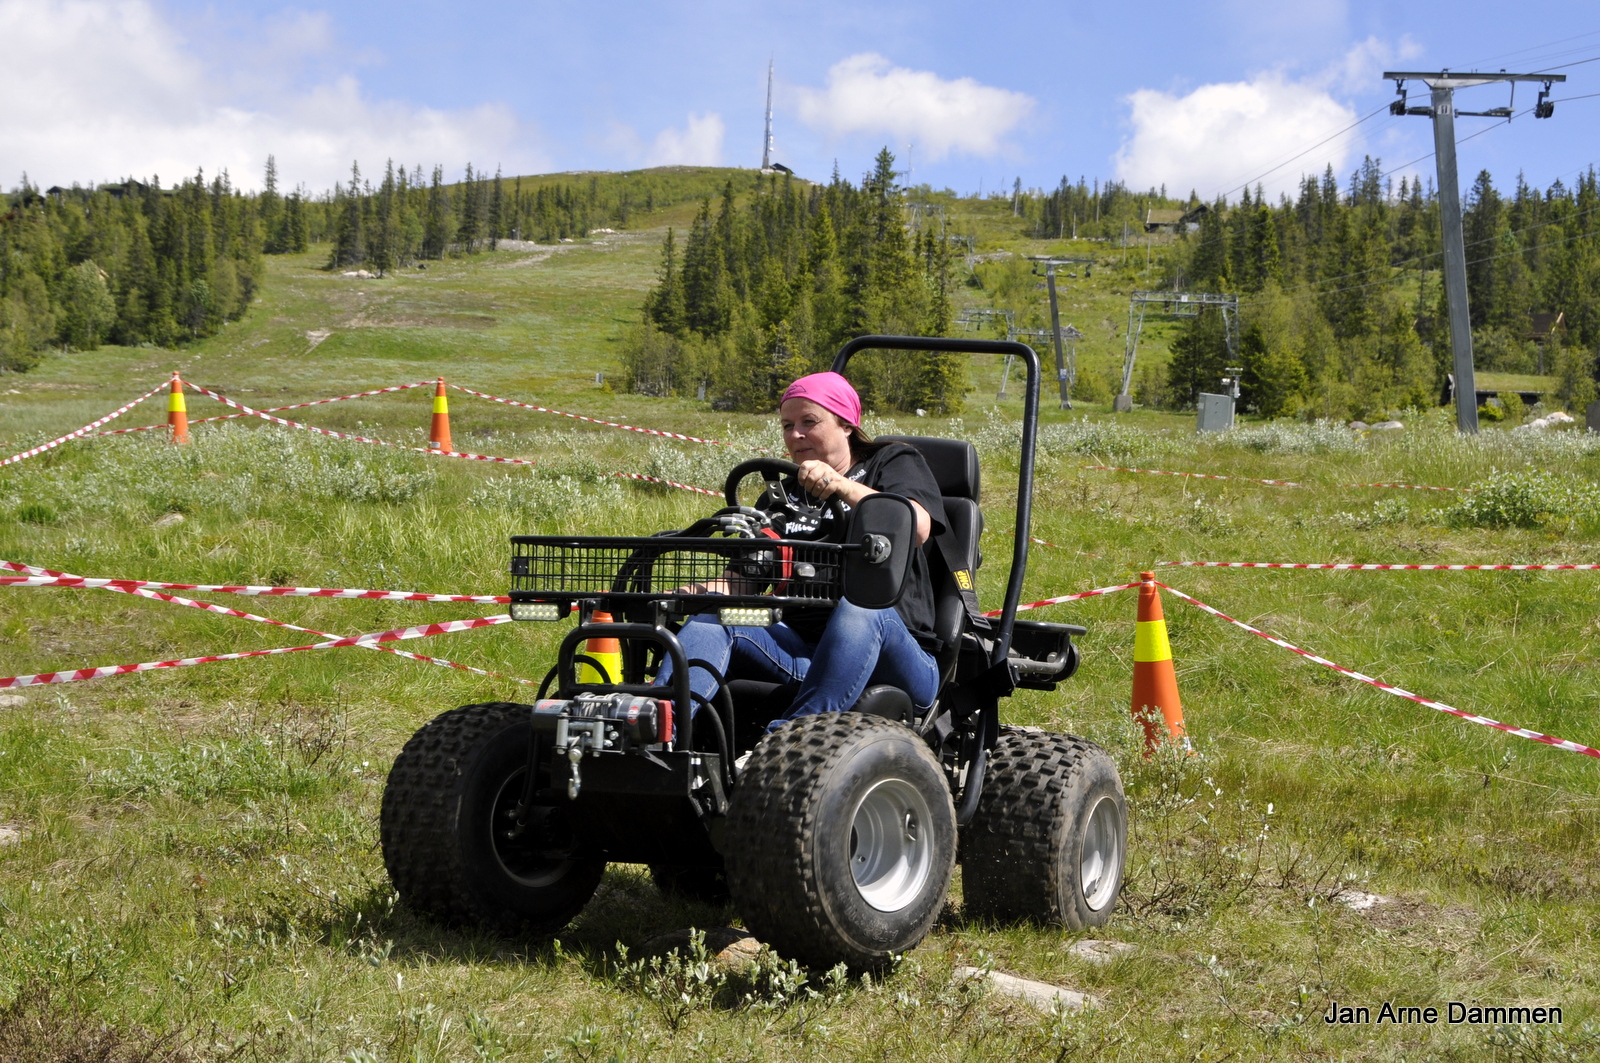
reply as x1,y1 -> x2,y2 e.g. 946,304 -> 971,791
428,378 -> 452,452
1131,570 -> 1186,753
577,610 -> 622,684
167,373 -> 189,444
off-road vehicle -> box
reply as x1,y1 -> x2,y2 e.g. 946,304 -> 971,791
380,336 -> 1128,969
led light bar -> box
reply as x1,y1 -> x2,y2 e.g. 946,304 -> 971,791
510,601 -> 566,622
719,606 -> 780,628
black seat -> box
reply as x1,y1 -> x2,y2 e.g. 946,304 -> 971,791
876,436 -> 983,685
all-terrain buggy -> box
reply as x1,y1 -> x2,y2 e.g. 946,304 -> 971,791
380,336 -> 1128,969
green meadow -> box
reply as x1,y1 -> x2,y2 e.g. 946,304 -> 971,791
1,194 -> 1599,1061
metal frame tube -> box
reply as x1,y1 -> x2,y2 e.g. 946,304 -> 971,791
831,335 -> 1039,665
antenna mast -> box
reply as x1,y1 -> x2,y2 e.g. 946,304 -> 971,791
761,58 -> 775,171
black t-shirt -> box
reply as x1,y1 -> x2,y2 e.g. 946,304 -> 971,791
768,442 -> 947,651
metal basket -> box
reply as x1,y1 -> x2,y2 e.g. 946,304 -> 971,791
509,535 -> 844,605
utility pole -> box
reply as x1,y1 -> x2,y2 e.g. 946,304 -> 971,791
1384,69 -> 1565,433
1029,257 -> 1094,409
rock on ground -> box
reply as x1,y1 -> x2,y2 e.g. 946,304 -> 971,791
1334,889 -> 1391,911
953,966 -> 1097,1013
1066,939 -> 1137,964
638,927 -> 762,969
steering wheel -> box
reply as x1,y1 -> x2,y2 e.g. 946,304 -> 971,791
723,458 -> 846,539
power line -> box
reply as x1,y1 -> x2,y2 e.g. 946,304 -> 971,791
1529,54 -> 1600,73
1240,222 -> 1600,308
1240,183 -> 1600,301
1463,29 -> 1600,69
1211,102 -> 1398,204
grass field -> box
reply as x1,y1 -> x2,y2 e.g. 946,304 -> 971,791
2,201 -> 1600,1062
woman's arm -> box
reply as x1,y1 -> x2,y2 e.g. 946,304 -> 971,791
796,460 -> 932,545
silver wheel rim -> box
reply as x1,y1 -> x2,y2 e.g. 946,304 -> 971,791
1080,794 -> 1123,911
849,778 -> 934,912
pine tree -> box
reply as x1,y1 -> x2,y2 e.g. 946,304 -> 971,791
260,155 -> 284,253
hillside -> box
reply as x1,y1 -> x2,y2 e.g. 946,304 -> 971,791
3,172 -> 1600,1061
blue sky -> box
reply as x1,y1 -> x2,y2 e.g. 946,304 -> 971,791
4,0 -> 1598,203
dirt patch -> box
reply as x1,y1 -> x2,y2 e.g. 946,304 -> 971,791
1359,893 -> 1477,933
342,313 -> 498,329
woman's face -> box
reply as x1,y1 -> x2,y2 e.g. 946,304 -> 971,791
780,397 -> 853,471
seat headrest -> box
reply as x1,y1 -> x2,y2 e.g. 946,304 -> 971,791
876,435 -> 980,501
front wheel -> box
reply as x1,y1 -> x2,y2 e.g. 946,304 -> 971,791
960,730 -> 1127,928
380,702 -> 605,936
724,713 -> 956,970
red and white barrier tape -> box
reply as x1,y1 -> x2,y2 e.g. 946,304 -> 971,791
984,581 -> 1141,618
450,384 -> 744,448
1155,581 -> 1600,759
610,471 -> 723,498
0,568 -> 510,602
14,558 -> 533,685
108,586 -> 529,682
0,612 -> 523,689
1,560 -> 71,577
1083,465 -> 1301,487
1160,561 -> 1600,571
1,382 -> 168,467
1344,481 -> 1457,492
95,381 -> 440,437
186,383 -> 539,466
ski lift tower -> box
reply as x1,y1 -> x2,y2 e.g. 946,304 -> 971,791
1383,68 -> 1566,433
1115,290 -> 1238,412
1029,257 -> 1094,409
956,308 -> 1018,396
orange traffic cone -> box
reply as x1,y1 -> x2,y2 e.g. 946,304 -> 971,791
1131,571 -> 1189,754
577,610 -> 622,685
167,372 -> 189,445
428,377 -> 452,453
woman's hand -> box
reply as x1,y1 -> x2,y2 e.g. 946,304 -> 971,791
797,459 -> 868,506
795,458 -> 931,544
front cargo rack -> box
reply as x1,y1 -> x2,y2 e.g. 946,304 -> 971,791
509,535 -> 845,606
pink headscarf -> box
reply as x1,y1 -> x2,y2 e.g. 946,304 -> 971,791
779,372 -> 861,428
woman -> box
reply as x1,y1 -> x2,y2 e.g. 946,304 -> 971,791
657,372 -> 947,728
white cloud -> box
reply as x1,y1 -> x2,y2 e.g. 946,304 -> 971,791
645,112 -> 725,167
793,54 -> 1033,160
1115,73 -> 1358,201
0,0 -> 548,191
1114,39 -> 1426,202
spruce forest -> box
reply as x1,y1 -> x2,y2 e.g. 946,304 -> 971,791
5,151 -> 1599,425
1152,160 -> 1600,420
628,149 -> 964,414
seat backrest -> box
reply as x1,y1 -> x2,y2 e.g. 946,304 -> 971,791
876,435 -> 979,501
876,436 -> 983,684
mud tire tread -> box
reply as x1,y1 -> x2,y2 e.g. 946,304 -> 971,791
959,729 -> 1126,928
380,702 -> 602,936
724,713 -> 954,969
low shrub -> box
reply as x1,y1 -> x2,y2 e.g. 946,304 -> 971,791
1443,467 -> 1600,529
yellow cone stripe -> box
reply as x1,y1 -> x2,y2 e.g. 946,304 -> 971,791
433,395 -> 448,414
167,391 -> 187,413
1133,618 -> 1172,662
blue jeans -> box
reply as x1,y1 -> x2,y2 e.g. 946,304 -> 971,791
655,601 -> 940,729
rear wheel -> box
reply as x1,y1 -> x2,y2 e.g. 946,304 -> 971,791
724,713 -> 956,970
960,730 -> 1126,928
380,702 -> 605,936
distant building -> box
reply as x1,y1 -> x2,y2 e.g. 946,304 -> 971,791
1527,311 -> 1567,345
1144,204 -> 1210,235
